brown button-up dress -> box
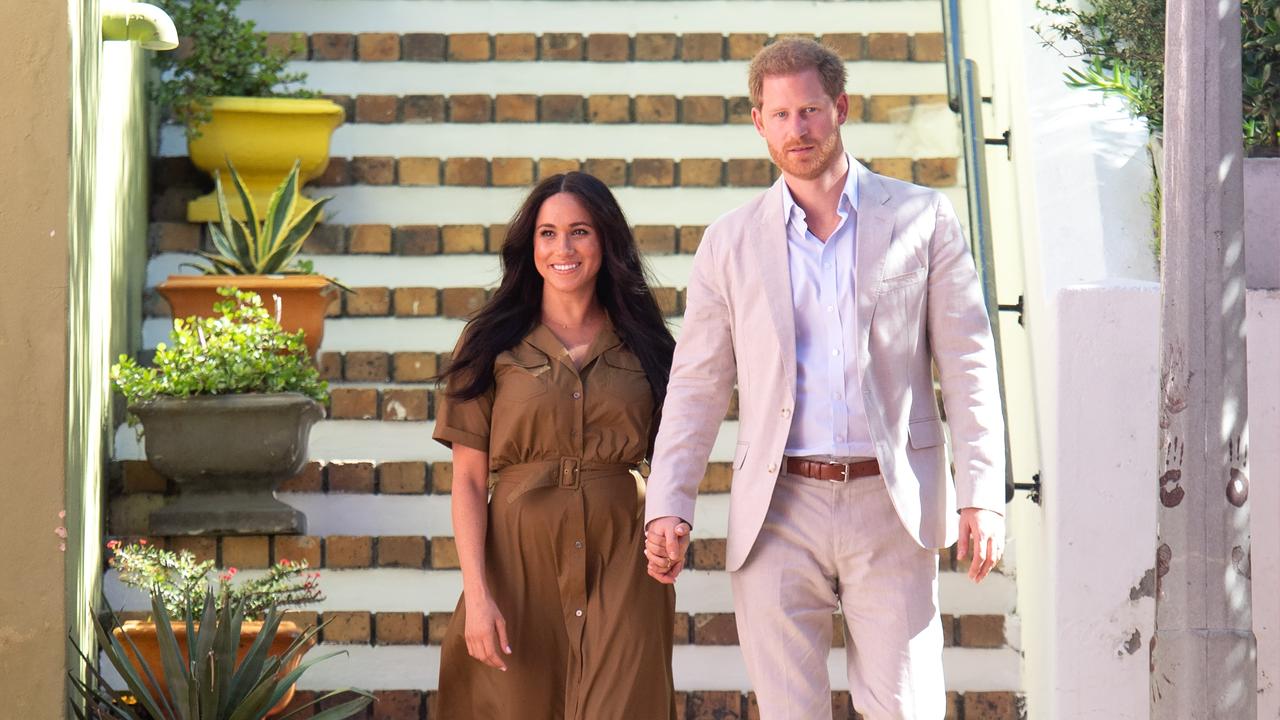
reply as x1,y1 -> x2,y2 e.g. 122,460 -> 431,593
432,322 -> 677,720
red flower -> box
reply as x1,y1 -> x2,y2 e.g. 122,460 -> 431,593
138,539 -> 148,545
106,540 -> 121,550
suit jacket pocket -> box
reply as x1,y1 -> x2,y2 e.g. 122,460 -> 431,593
908,417 -> 944,449
878,266 -> 927,294
732,441 -> 750,470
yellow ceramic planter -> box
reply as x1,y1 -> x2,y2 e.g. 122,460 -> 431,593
186,97 -> 344,222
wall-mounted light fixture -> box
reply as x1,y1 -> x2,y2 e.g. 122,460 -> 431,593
101,1 -> 178,51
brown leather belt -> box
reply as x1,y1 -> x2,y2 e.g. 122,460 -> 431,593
785,457 -> 880,482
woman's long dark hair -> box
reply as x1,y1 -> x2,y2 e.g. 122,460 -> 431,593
439,172 -> 676,407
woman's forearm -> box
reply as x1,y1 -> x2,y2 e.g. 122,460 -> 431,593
452,476 -> 491,600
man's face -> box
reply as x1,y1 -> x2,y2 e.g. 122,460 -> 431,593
752,69 -> 848,181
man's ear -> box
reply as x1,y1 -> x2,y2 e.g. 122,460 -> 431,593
751,106 -> 766,138
835,92 -> 849,125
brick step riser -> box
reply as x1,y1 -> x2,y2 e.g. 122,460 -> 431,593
263,31 -> 946,65
108,607 -> 1010,650
99,685 -> 1022,720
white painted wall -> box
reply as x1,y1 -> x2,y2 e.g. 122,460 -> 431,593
1050,284 -> 1280,720
973,2 -> 1169,715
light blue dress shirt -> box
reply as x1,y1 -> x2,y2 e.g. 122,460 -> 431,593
781,155 -> 875,459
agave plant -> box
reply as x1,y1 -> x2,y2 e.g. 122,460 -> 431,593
69,589 -> 372,720
189,159 -> 345,289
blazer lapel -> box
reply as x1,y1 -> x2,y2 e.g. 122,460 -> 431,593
854,164 -> 896,356
753,179 -> 797,396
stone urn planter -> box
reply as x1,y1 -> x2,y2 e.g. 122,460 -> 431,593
186,96 -> 344,222
113,619 -> 312,718
135,393 -> 323,535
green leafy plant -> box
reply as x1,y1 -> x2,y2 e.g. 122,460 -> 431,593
150,0 -> 315,129
187,159 -> 341,287
1035,0 -> 1166,132
1036,0 -> 1280,150
111,287 -> 330,413
69,590 -> 372,719
1243,0 -> 1280,153
108,539 -> 322,621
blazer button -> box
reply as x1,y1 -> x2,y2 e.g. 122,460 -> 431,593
780,408 -> 791,418
768,462 -> 778,474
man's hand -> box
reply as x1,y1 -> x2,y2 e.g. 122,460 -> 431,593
957,507 -> 1004,583
643,516 -> 691,584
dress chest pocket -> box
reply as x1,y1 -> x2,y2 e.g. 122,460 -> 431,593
494,351 -> 551,403
600,349 -> 653,410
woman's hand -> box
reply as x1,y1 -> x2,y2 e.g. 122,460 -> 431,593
464,592 -> 512,671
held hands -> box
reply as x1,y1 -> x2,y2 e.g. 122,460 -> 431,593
464,591 -> 512,671
957,507 -> 1005,583
643,516 -> 692,584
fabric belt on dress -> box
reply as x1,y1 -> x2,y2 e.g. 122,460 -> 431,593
495,459 -> 637,503
784,456 -> 880,482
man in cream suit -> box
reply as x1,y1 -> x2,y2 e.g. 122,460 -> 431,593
643,39 -> 1007,718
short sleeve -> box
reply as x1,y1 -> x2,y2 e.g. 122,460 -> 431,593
431,335 -> 495,452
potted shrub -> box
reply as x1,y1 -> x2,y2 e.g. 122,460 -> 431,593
86,540 -> 341,718
157,160 -> 342,359
112,287 -> 329,535
151,0 -> 344,221
71,548 -> 371,719
1036,0 -> 1280,279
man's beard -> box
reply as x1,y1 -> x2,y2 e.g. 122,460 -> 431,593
767,130 -> 842,181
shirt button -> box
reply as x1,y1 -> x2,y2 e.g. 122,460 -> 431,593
826,305 -> 834,312
575,609 -> 584,617
572,391 -> 581,399
831,348 -> 840,356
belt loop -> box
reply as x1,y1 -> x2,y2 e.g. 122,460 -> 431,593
559,457 -> 581,490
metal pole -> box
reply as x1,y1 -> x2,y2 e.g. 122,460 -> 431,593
1152,0 -> 1255,716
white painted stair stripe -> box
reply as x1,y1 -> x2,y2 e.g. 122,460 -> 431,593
115,418 -> 739,463
247,185 -> 972,226
104,567 -> 1016,618
159,116 -> 961,160
285,644 -> 1020,693
145,253 -> 694,290
270,60 -> 947,97
237,1 -> 945,35
279,492 -> 735,538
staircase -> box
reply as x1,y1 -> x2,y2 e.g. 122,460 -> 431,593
109,2 -> 1025,718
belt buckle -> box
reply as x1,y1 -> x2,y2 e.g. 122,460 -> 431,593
826,461 -> 850,483
559,457 -> 581,490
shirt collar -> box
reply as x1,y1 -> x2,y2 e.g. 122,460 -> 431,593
781,153 -> 860,229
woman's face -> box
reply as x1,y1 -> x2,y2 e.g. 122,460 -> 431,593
532,192 -> 604,298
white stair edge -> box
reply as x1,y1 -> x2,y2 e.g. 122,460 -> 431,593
103,567 -> 1018,616
191,185 -> 972,226
115,418 -> 738,463
238,1 -> 946,35
145,254 -> 696,290
159,114 -> 961,160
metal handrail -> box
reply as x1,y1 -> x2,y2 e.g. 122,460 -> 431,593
939,0 -> 1020,502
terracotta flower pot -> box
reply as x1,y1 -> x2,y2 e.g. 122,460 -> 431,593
156,274 -> 334,360
113,619 -> 312,717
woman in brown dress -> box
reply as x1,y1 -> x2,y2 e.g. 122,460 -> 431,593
432,172 -> 679,719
